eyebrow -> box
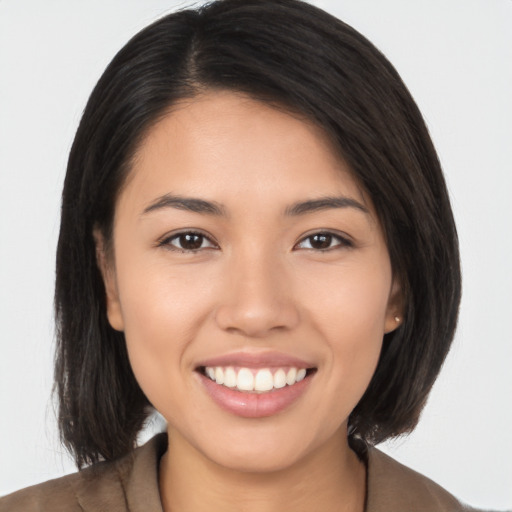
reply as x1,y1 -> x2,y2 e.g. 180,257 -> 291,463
141,193 -> 369,218
284,196 -> 369,216
142,194 -> 227,216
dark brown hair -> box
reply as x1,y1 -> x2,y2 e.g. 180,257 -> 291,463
55,0 -> 461,468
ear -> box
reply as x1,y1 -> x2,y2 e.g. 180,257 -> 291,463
93,228 -> 125,332
383,277 -> 404,334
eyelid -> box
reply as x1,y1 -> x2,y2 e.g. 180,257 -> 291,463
157,229 -> 219,252
293,230 -> 354,251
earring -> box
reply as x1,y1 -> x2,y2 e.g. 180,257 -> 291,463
394,316 -> 401,323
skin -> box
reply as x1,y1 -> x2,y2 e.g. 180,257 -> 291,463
97,91 -> 402,512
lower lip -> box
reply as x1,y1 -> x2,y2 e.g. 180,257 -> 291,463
198,372 -> 313,418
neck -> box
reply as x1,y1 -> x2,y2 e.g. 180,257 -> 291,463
159,427 -> 366,512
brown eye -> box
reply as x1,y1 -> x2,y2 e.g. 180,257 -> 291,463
295,232 -> 352,251
309,234 -> 333,249
161,231 -> 217,252
178,233 -> 204,250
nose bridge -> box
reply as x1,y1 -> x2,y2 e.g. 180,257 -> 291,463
214,243 -> 299,337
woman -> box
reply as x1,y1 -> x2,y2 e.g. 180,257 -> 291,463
0,0 -> 502,510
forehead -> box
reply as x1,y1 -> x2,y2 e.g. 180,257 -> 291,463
121,91 -> 371,215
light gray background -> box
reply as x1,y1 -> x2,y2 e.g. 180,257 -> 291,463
1,1 -> 511,508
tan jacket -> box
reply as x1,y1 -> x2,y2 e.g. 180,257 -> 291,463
0,434 -> 481,511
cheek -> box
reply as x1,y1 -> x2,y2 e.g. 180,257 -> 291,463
299,255 -> 392,338
296,258 -> 391,405
113,255 -> 216,406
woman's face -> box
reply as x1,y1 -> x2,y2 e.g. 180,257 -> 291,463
100,91 -> 400,472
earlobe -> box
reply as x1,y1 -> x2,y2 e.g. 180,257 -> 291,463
93,228 -> 125,332
384,278 -> 404,334
384,315 -> 402,334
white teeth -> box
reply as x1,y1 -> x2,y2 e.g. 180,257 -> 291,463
274,369 -> 287,389
296,368 -> 307,382
237,368 -> 254,391
224,367 -> 237,388
204,366 -> 310,392
215,367 -> 224,385
286,367 -> 297,385
254,369 -> 274,392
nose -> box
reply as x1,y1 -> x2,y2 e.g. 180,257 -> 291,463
214,251 -> 300,338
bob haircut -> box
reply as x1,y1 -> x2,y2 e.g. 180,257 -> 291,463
55,0 -> 461,468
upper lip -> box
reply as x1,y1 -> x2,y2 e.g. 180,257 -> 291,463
196,351 -> 316,369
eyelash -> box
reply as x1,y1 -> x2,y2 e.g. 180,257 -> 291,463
294,231 -> 353,251
158,230 -> 353,253
158,231 -> 218,253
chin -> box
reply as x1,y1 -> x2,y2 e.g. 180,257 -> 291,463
208,442 -> 308,474
197,421 -> 338,475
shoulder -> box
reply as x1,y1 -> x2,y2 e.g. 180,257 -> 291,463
0,434 -> 166,512
0,470 -> 83,512
366,447 -> 483,512
0,456 -> 127,512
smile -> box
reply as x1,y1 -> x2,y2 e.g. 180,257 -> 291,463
196,353 -> 317,418
203,366 -> 308,393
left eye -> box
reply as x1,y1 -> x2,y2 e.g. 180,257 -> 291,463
295,232 -> 352,251
160,232 -> 217,252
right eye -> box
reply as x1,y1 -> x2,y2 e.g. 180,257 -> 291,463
159,231 -> 218,253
